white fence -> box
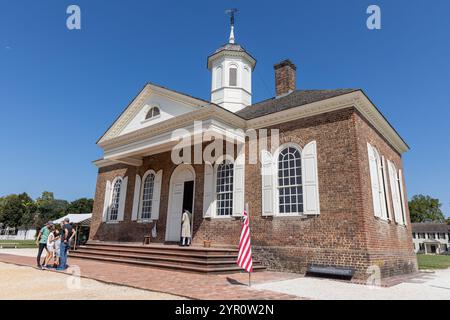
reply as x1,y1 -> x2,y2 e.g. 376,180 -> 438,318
0,228 -> 36,241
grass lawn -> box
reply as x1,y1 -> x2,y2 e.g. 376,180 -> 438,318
0,240 -> 37,249
417,254 -> 450,270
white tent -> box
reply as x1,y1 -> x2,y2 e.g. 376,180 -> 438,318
53,213 -> 92,225
53,213 -> 92,249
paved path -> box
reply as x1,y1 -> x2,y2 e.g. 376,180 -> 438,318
0,262 -> 184,300
0,250 -> 301,300
254,269 -> 450,300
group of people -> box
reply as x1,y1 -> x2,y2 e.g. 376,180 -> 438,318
35,217 -> 75,271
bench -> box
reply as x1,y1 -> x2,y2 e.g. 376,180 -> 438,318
306,264 -> 355,278
0,243 -> 19,249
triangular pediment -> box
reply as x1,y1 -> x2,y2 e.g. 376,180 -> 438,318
98,83 -> 209,144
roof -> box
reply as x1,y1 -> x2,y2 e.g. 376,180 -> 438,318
214,43 -> 246,53
236,89 -> 359,120
412,223 -> 450,233
207,42 -> 257,70
53,213 -> 92,226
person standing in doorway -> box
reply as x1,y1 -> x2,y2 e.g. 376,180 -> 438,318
35,222 -> 52,269
180,210 -> 192,246
56,218 -> 75,271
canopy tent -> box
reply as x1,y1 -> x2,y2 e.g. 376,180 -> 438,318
53,213 -> 92,249
53,213 -> 92,226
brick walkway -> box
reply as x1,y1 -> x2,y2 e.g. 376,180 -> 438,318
0,253 -> 303,300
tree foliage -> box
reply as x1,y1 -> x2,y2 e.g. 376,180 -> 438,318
0,191 -> 93,229
408,194 -> 445,223
66,198 -> 94,214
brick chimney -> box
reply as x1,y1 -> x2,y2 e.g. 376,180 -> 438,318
274,59 -> 297,97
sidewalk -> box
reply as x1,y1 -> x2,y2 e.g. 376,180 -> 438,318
0,251 -> 302,300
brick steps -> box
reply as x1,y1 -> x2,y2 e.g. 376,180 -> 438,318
70,242 -> 265,274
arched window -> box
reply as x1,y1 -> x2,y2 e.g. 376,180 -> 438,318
145,106 -> 160,120
277,146 -> 303,214
229,66 -> 237,87
140,172 -> 155,220
216,160 -> 234,216
215,66 -> 223,89
109,178 -> 122,221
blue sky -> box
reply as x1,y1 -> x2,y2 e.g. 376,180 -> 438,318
1,1 -> 449,216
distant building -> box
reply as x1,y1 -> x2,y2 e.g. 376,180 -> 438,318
412,223 -> 450,254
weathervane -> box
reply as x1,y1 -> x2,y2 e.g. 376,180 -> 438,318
225,8 -> 238,44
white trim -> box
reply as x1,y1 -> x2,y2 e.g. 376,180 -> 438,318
247,91 -> 409,154
107,176 -> 123,222
212,155 -> 235,218
165,164 -> 196,242
138,169 -> 157,221
274,142 -> 304,216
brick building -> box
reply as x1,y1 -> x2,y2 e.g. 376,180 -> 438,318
89,20 -> 417,279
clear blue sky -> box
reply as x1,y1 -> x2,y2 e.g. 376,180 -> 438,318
1,1 -> 449,216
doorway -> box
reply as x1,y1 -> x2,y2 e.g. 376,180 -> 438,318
165,165 -> 195,242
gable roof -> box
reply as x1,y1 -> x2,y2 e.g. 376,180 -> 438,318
236,89 -> 358,120
97,82 -> 212,144
412,223 -> 450,233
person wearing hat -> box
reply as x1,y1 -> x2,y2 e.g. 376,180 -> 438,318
35,221 -> 52,269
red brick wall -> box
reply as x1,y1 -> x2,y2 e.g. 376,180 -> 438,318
89,107 -> 417,279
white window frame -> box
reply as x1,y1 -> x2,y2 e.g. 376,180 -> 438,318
142,105 -> 161,123
138,170 -> 156,222
213,155 -> 235,219
274,143 -> 304,217
368,143 -> 389,221
108,176 -> 123,222
228,64 -> 238,87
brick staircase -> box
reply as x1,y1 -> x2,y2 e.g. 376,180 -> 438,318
70,242 -> 265,274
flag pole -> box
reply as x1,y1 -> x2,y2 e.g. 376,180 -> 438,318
245,202 -> 251,287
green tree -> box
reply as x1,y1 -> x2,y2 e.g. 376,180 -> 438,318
35,191 -> 69,226
408,194 -> 445,223
0,193 -> 35,228
66,198 -> 94,213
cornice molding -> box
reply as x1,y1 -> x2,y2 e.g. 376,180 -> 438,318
98,84 -> 208,144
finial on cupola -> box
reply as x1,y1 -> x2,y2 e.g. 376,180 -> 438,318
225,8 -> 238,44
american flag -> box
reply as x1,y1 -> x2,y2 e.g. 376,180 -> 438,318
237,209 -> 253,273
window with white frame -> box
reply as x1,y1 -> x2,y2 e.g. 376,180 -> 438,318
145,106 -> 160,120
216,161 -> 234,216
229,66 -> 237,86
277,146 -> 303,214
215,66 -> 223,89
108,178 -> 122,221
367,143 -> 389,220
140,172 -> 155,220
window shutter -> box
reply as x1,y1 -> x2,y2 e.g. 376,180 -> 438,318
381,156 -> 392,220
302,141 -> 320,215
117,176 -> 128,222
232,154 -> 245,217
151,170 -> 163,220
388,161 -> 402,224
131,175 -> 141,221
102,180 -> 111,222
203,163 -> 215,218
261,150 -> 275,216
377,155 -> 388,220
398,169 -> 407,225
367,144 -> 382,218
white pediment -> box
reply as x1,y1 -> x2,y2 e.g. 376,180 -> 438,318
98,83 -> 208,143
120,94 -> 198,136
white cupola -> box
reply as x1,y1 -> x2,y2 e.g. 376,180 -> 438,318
207,12 -> 256,113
